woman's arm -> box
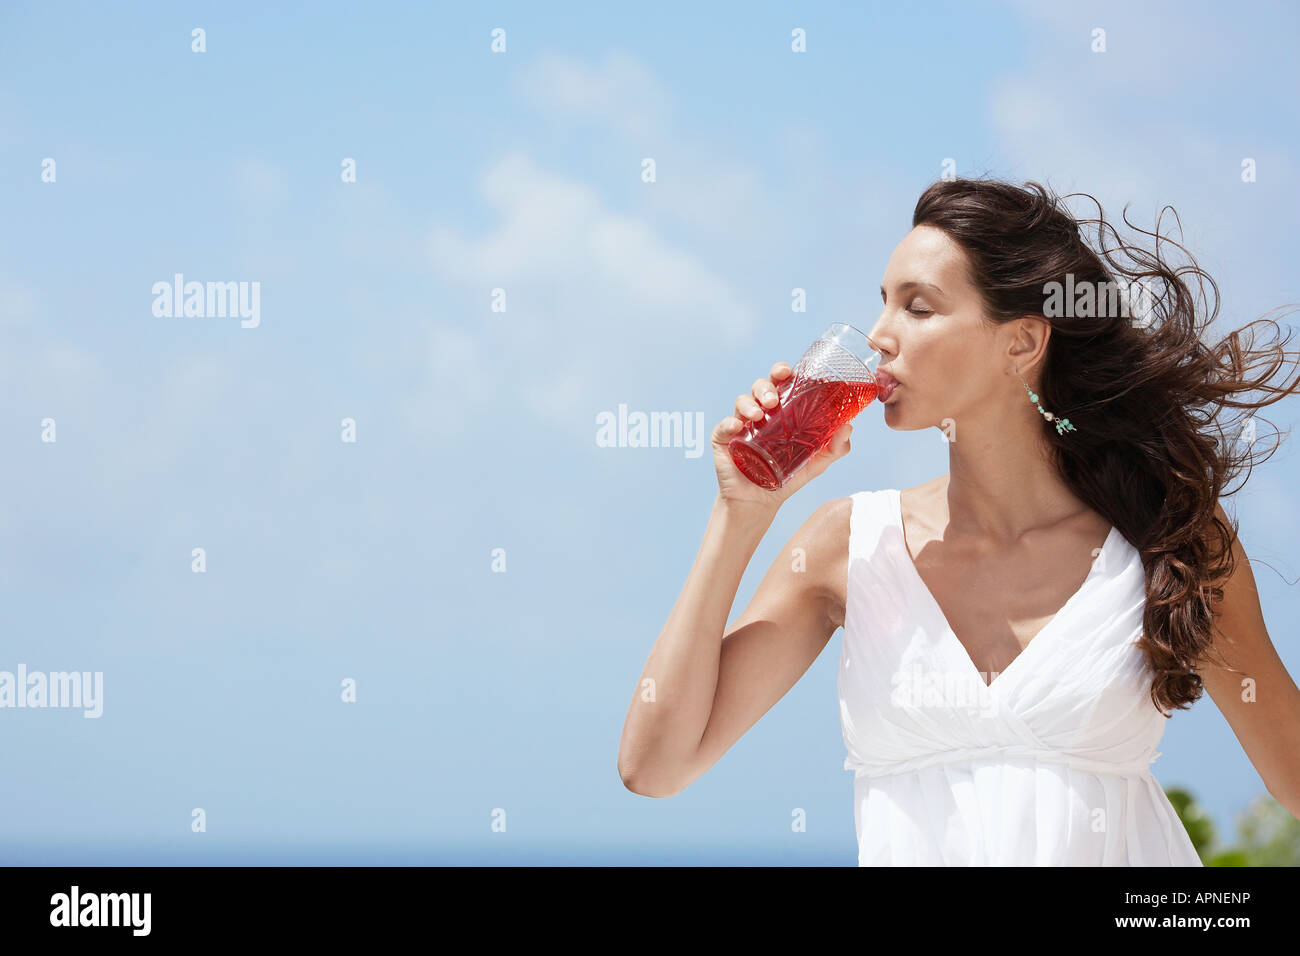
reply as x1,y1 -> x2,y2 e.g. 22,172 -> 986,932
617,495 -> 848,797
1199,502 -> 1300,819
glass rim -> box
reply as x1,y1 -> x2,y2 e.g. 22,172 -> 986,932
820,322 -> 881,369
825,321 -> 879,351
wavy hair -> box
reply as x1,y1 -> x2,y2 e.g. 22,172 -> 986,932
912,176 -> 1300,715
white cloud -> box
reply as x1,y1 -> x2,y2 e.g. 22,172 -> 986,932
0,278 -> 38,330
644,144 -> 766,239
402,321 -> 494,441
513,50 -> 672,138
428,151 -> 753,338
232,157 -> 291,214
998,0 -> 1267,99
515,51 -> 769,239
420,149 -> 760,435
985,0 -> 1297,278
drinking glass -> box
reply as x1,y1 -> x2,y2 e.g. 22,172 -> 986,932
727,323 -> 881,489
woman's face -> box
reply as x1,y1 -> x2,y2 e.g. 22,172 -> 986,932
866,225 -> 1021,433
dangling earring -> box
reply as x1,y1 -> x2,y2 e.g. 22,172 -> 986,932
1016,370 -> 1077,436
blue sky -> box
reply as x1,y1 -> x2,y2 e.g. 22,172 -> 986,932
1,0 -> 1297,864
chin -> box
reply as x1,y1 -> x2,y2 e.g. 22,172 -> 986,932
879,400 -> 909,429
880,401 -> 935,434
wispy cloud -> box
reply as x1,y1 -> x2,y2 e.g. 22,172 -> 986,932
986,0 -> 1298,333
422,149 -> 755,428
428,150 -> 753,334
513,50 -> 672,138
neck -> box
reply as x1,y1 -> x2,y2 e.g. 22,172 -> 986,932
943,412 -> 1085,542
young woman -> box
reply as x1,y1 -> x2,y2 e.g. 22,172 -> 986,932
617,177 -> 1300,865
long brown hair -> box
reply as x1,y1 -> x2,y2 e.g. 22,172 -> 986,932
912,177 -> 1300,715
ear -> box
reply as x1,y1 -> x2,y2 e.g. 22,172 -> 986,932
1006,316 -> 1051,376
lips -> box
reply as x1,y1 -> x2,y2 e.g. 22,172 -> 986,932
874,369 -> 899,401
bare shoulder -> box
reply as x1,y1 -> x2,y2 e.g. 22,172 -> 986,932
788,495 -> 855,630
898,474 -> 949,527
800,495 -> 855,566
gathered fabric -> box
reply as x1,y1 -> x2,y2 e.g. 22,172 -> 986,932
838,488 -> 1203,866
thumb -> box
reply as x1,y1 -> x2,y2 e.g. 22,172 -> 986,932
802,423 -> 852,476
783,423 -> 853,494
828,422 -> 853,458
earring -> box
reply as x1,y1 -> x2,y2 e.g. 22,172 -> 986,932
1017,371 -> 1077,435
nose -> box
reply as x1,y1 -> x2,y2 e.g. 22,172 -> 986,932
864,324 -> 895,359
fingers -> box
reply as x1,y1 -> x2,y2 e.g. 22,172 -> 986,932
724,362 -> 793,437
751,377 -> 779,410
735,392 -> 765,422
712,415 -> 746,443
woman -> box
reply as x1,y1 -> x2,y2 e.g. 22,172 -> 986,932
617,177 -> 1300,865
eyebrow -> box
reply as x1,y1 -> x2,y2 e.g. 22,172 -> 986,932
880,281 -> 944,298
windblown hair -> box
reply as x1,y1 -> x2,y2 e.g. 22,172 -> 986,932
912,176 -> 1300,715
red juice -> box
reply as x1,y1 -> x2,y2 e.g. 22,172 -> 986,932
728,374 -> 878,489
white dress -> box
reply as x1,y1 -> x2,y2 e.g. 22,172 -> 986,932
838,488 -> 1203,866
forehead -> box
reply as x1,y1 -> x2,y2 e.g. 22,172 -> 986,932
883,226 -> 969,290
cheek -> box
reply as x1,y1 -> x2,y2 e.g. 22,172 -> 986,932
914,348 -> 961,394
911,359 -> 984,416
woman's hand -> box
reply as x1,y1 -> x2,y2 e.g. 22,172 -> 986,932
711,361 -> 854,513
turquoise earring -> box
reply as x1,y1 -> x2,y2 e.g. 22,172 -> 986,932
1017,372 -> 1076,436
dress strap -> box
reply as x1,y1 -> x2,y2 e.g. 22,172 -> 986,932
848,489 -> 896,562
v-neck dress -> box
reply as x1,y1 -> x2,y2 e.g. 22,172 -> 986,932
837,488 -> 1203,866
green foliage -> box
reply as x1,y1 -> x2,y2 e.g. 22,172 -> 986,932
1166,786 -> 1300,866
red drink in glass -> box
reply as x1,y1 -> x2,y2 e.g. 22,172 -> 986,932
728,323 -> 880,489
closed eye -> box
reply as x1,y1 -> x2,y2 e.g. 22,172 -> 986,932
908,307 -> 932,316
